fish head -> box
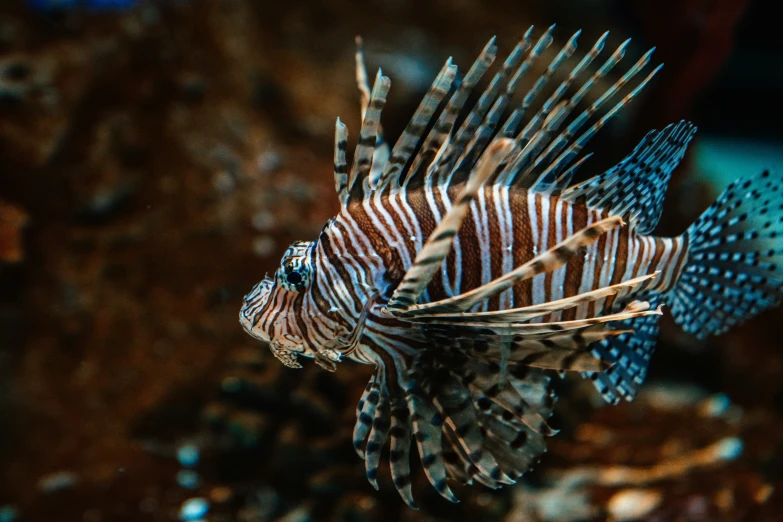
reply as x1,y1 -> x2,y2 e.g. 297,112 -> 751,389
239,239 -> 343,371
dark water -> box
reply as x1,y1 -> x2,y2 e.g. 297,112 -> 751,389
1,1 -> 781,521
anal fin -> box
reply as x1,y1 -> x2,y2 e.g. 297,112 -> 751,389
582,298 -> 662,404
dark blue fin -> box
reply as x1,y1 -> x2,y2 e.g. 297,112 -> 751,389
583,297 -> 662,404
667,169 -> 783,338
562,121 -> 697,235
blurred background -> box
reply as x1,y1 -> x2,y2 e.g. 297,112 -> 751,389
1,1 -> 782,521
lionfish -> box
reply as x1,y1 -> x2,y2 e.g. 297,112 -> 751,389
240,26 -> 781,507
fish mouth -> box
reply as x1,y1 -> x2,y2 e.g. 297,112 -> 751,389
239,278 -> 274,340
238,303 -> 268,341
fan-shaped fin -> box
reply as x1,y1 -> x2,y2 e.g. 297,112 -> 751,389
430,374 -> 514,484
583,301 -> 662,404
562,121 -> 697,234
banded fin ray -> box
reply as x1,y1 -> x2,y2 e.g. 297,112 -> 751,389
375,59 -> 458,192
405,272 -> 659,324
387,398 -> 415,507
385,139 -> 515,311
411,37 -> 498,186
345,69 -> 390,202
404,377 -> 459,503
355,36 -> 391,188
395,216 -> 624,316
352,367 -> 383,457
446,25 -> 557,188
431,27 -> 535,188
415,299 -> 660,331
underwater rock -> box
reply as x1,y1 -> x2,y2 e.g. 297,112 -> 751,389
607,489 -> 663,521
36,471 -> 79,493
0,200 -> 28,263
0,46 -> 92,166
179,497 -> 209,521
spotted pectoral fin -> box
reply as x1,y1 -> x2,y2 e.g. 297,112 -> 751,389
394,216 -> 623,317
353,368 -> 383,458
405,379 -> 459,503
422,301 -> 662,374
434,359 -> 557,486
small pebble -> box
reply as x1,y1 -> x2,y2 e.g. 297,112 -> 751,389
699,393 -> 731,417
213,171 -> 235,193
607,489 -> 662,521
177,444 -> 200,467
179,498 -> 209,521
754,484 -> 774,504
221,376 -> 242,394
251,211 -> 276,232
139,497 -> 158,514
37,471 -> 78,493
715,437 -> 743,460
252,235 -> 277,257
176,470 -> 200,489
257,150 -> 282,174
209,486 -> 233,503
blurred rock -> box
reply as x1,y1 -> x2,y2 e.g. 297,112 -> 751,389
0,200 -> 28,263
0,45 -> 92,166
607,489 -> 662,521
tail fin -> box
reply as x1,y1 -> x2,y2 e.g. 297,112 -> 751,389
666,169 -> 783,338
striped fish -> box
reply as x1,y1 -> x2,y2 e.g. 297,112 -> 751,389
239,27 -> 782,507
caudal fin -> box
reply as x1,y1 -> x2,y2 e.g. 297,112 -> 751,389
666,169 -> 783,338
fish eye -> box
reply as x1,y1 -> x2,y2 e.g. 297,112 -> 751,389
277,240 -> 315,292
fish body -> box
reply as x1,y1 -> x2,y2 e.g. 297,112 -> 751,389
342,185 -> 686,318
239,27 -> 782,507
